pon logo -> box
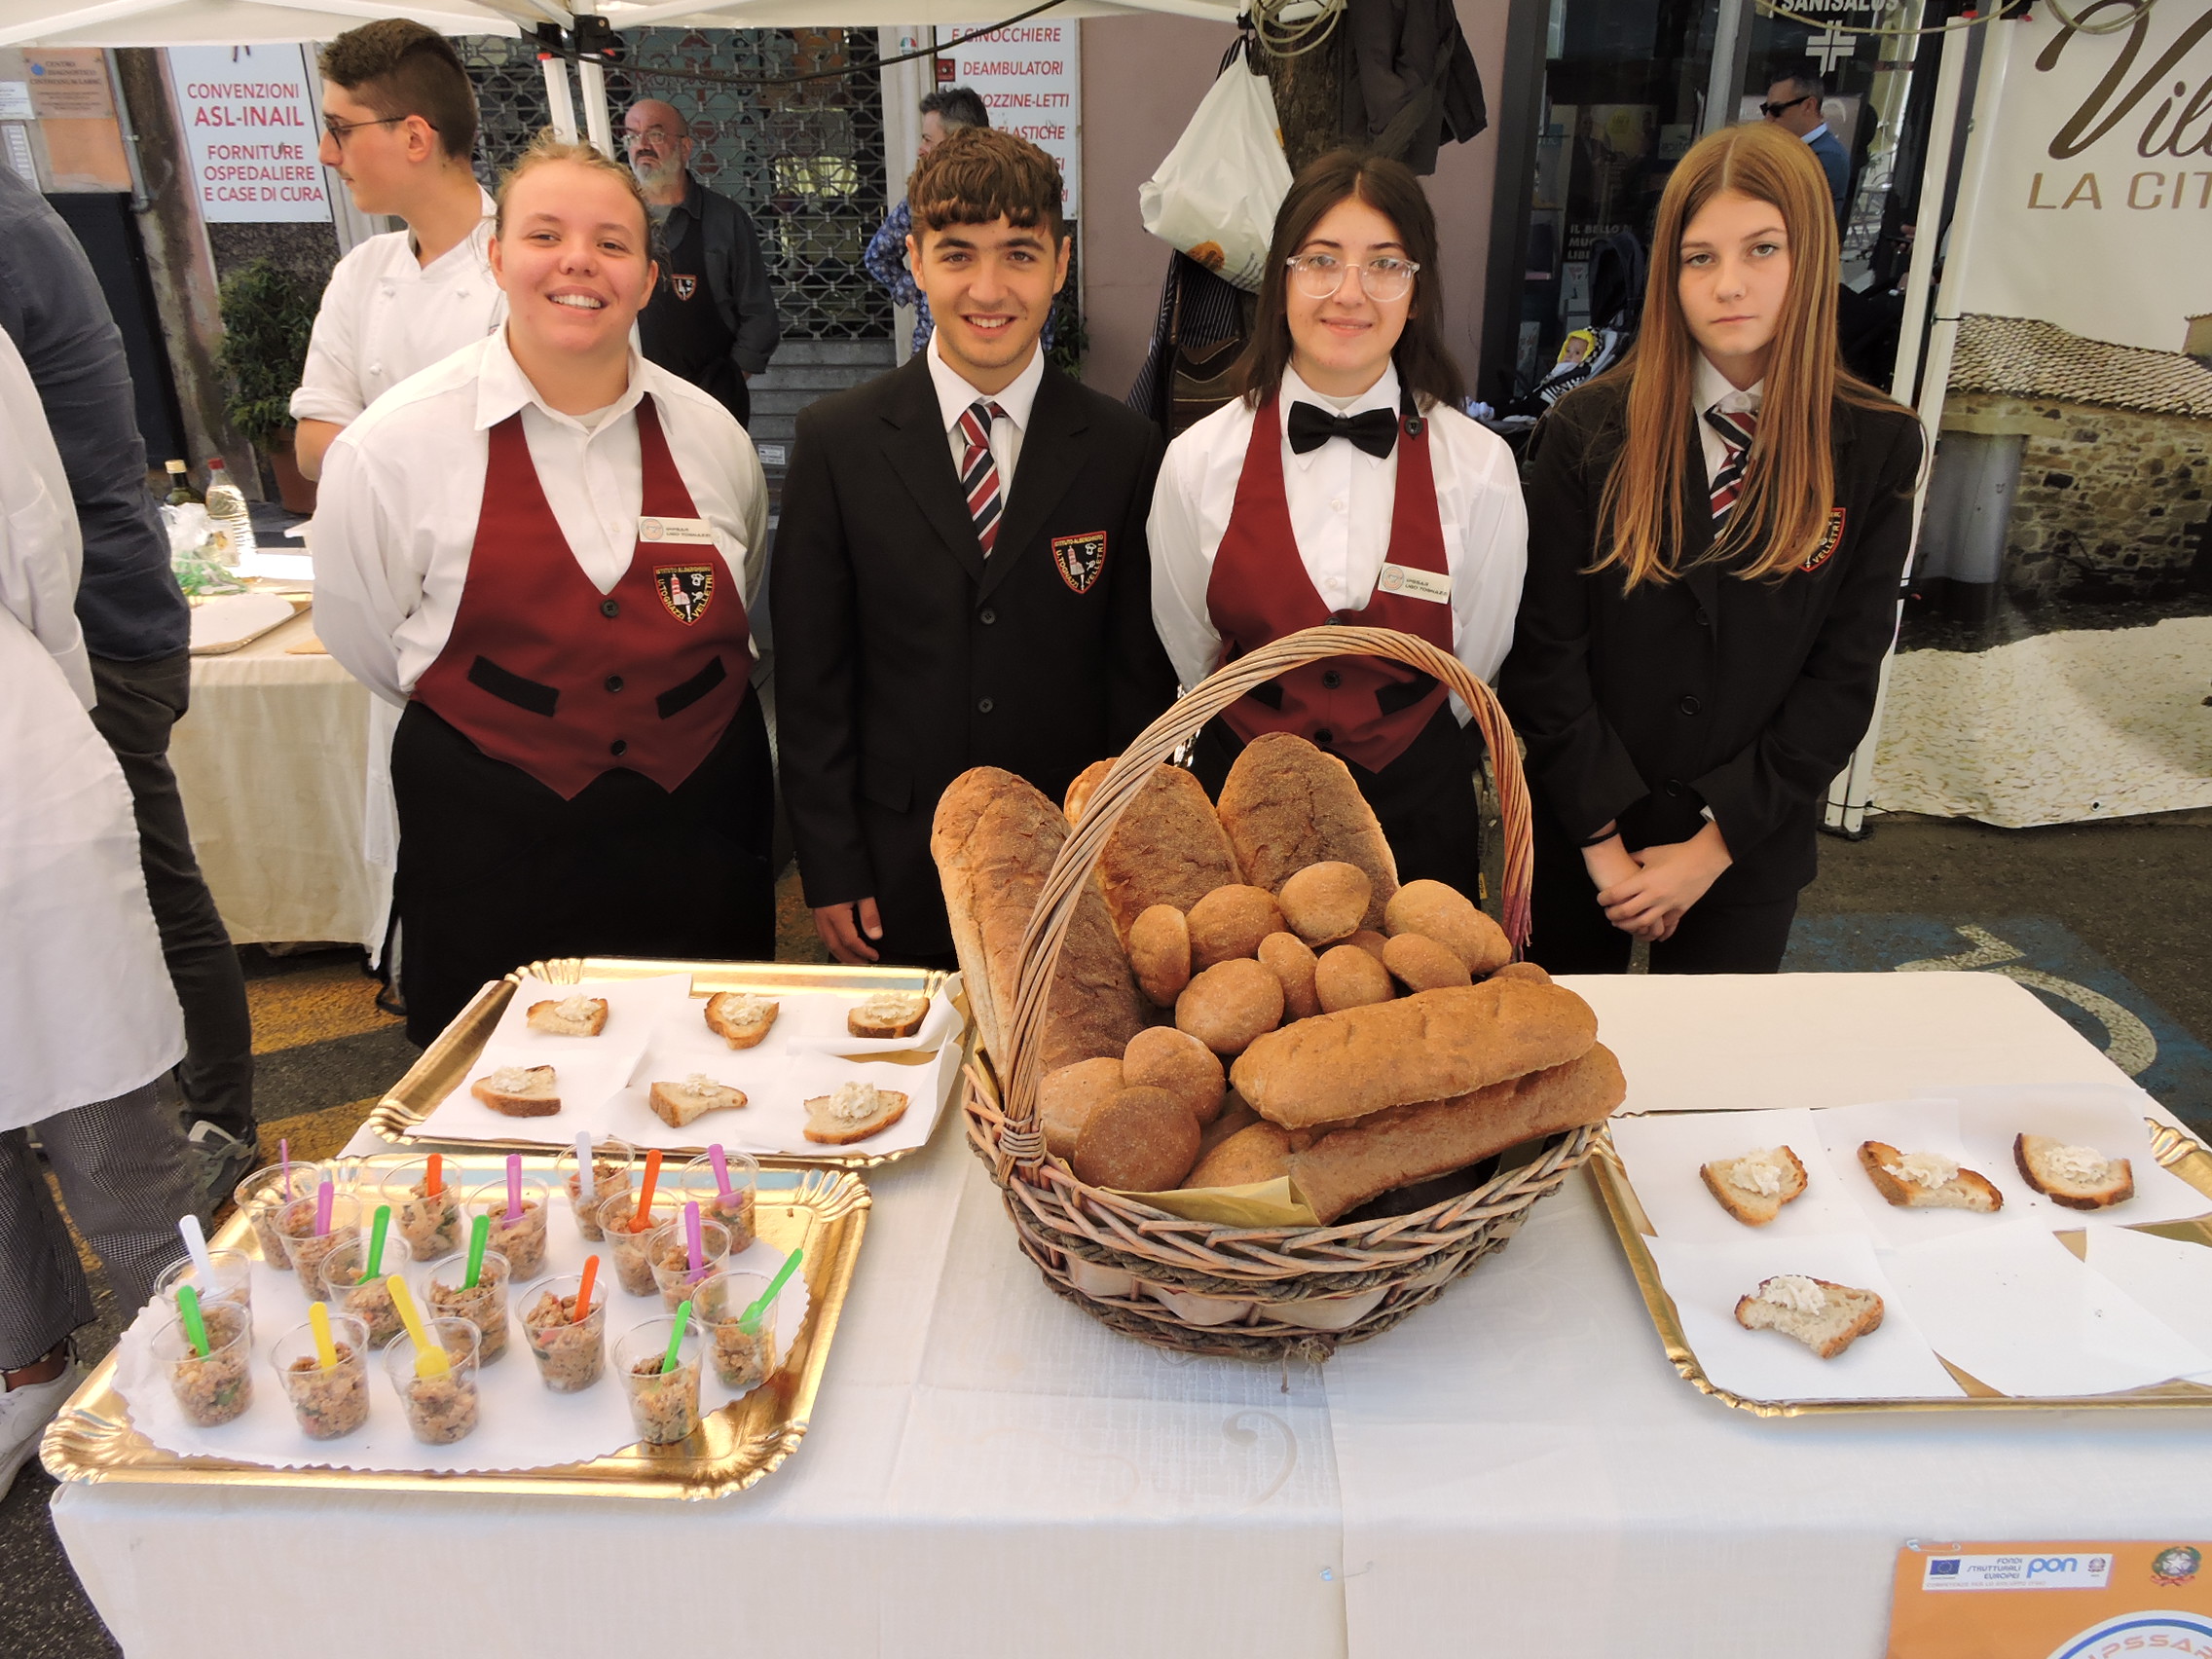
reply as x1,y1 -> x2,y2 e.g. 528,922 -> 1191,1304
2047,1610 -> 2212,1659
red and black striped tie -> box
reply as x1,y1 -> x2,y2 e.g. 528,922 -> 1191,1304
1704,405 -> 1758,520
957,399 -> 1009,556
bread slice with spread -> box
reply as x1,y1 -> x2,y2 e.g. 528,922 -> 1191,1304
2014,1133 -> 2134,1209
1734,1274 -> 1884,1359
1701,1146 -> 1809,1226
1858,1141 -> 2003,1211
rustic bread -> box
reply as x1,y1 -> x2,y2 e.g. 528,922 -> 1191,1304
527,995 -> 608,1037
1063,758 -> 1111,825
1217,733 -> 1397,929
1700,1146 -> 1809,1227
1346,929 -> 1391,965
471,1064 -> 561,1117
1185,1122 -> 1294,1189
1174,959 -> 1285,1057
1122,1026 -> 1226,1125
1314,942 -> 1395,1013
1285,1043 -> 1626,1223
802,1082 -> 909,1145
848,990 -> 929,1039
1383,880 -> 1511,976
1127,904 -> 1193,1007
1072,1087 -> 1201,1191
1488,961 -> 1551,984
931,767 -> 1148,1074
1277,861 -> 1371,946
1232,978 -> 1602,1130
646,1075 -> 746,1128
1039,1056 -> 1125,1161
1064,762 -> 1243,942
1383,932 -> 1472,992
2013,1133 -> 2134,1209
1256,932 -> 1322,1019
1196,1092 -> 1263,1160
704,992 -> 778,1050
1187,884 -> 1284,970
1734,1275 -> 1884,1359
1858,1141 -> 2004,1211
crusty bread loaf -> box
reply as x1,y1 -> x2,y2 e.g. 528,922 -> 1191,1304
1233,978 -> 1601,1130
1197,1093 -> 1262,1160
1382,932 -> 1472,992
1277,862 -> 1371,946
1063,758 -> 1111,826
1187,884 -> 1283,969
1064,761 -> 1242,942
1257,932 -> 1321,1019
1073,1087 -> 1200,1191
1175,959 -> 1285,1056
1122,1026 -> 1226,1125
1858,1141 -> 2004,1211
1734,1276 -> 1884,1360
471,1064 -> 560,1117
1185,1122 -> 1293,1189
1039,1057 -> 1124,1161
1488,961 -> 1551,984
931,767 -> 1148,1074
1700,1146 -> 1809,1226
2014,1133 -> 2134,1209
1346,929 -> 1391,965
1128,904 -> 1193,1007
1314,942 -> 1394,1013
1285,1044 -> 1626,1223
1383,880 -> 1511,976
1217,734 -> 1397,929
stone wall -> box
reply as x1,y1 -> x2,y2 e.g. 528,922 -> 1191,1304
1943,392 -> 2212,602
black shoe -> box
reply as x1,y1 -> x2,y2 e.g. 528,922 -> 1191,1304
187,1121 -> 259,1221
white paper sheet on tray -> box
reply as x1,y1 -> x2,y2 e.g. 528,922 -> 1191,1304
489,974 -> 695,1051
776,985 -> 961,1055
1605,1108 -> 1866,1244
1642,1233 -> 1964,1402
110,1188 -> 809,1474
2081,1226 -> 2212,1379
1930,1082 -> 2212,1228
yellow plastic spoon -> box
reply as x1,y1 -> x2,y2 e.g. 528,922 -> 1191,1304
308,1300 -> 339,1370
386,1273 -> 451,1379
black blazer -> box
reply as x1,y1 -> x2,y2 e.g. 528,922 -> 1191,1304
1499,377 -> 1924,903
771,352 -> 1177,953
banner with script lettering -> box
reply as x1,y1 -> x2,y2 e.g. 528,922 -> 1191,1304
1886,1540 -> 2212,1656
1872,4 -> 2212,830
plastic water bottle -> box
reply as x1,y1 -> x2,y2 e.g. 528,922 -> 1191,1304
203,457 -> 257,568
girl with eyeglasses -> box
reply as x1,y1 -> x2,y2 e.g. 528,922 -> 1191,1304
1499,122 -> 1924,974
1149,151 -> 1527,900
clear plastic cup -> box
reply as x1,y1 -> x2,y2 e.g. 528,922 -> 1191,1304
274,1191 -> 361,1297
555,1137 -> 635,1241
314,1234 -> 415,1347
154,1300 -> 254,1427
612,1314 -> 702,1445
679,1151 -> 758,1252
155,1249 -> 253,1317
271,1313 -> 371,1440
518,1271 -> 609,1393
420,1247 -> 511,1366
693,1269 -> 782,1392
467,1178 -> 551,1281
376,1157 -> 464,1264
597,1190 -> 682,1298
381,1316 -> 480,1445
646,1215 -> 731,1313
235,1161 -> 320,1263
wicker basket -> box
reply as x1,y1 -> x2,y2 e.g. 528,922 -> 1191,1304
957,623 -> 1600,1360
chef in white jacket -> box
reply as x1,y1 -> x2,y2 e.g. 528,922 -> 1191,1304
0,328 -> 198,1493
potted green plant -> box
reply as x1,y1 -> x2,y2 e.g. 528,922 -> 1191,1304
216,258 -> 319,513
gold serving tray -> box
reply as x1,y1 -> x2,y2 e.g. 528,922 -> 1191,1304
366,956 -> 959,1171
43,1155 -> 869,1499
1588,1117 -> 2212,1416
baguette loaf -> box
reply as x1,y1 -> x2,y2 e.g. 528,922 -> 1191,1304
1063,761 -> 1243,941
1284,1043 -> 1626,1223
1231,978 -> 1601,1129
1217,734 -> 1397,930
931,767 -> 1148,1074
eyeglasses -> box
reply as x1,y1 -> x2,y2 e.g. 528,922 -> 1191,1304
323,113 -> 420,144
1286,253 -> 1421,303
624,127 -> 680,148
1759,93 -> 1816,119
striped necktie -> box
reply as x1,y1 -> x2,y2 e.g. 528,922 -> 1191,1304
957,399 -> 1009,555
1704,405 -> 1758,520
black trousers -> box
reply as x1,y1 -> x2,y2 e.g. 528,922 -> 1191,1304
1194,704 -> 1486,903
88,652 -> 254,1139
391,694 -> 776,1047
1527,806 -> 1798,975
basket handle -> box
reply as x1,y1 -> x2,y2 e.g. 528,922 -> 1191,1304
996,624 -> 1532,1167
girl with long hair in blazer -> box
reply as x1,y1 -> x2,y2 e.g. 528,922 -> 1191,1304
1500,122 -> 1924,974
1150,151 -> 1527,899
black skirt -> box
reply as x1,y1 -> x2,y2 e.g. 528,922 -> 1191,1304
390,693 -> 775,1046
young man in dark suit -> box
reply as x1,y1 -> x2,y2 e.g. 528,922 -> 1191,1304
773,128 -> 1177,966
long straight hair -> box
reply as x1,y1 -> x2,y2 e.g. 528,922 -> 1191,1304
1592,122 -> 1898,587
1234,149 -> 1466,412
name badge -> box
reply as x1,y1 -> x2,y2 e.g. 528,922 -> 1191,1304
1377,563 -> 1452,604
638,516 -> 715,545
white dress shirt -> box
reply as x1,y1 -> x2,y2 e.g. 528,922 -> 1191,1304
0,324 -> 90,707
925,329 -> 1045,498
1693,352 -> 1765,486
289,189 -> 505,427
1149,362 -> 1528,713
313,329 -> 769,708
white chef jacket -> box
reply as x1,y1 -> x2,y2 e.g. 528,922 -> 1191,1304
313,329 -> 769,709
0,330 -> 184,1129
1149,362 -> 1529,714
925,329 -> 1044,497
1694,352 -> 1764,486
288,190 -> 504,428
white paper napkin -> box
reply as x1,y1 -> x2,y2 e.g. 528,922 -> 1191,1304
1606,1108 -> 1866,1244
2080,1226 -> 2212,1381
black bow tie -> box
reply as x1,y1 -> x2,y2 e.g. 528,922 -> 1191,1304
1286,400 -> 1399,459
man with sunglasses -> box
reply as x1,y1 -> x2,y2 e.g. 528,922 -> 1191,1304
1762,75 -> 1850,228
291,19 -> 502,481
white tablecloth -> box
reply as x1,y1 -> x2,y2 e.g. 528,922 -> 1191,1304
52,974 -> 2212,1657
171,610 -> 389,952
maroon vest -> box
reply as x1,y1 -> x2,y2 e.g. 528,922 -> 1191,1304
412,395 -> 750,800
1204,387 -> 1455,773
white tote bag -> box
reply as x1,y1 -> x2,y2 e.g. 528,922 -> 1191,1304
1138,58 -> 1294,293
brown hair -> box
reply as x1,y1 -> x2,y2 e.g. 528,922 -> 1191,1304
907,126 -> 1065,242
319,19 -> 478,165
1234,149 -> 1465,412
1592,121 -> 1900,587
494,129 -> 652,243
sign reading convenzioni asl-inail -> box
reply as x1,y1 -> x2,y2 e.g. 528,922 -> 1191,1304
942,19 -> 1082,219
166,43 -> 331,225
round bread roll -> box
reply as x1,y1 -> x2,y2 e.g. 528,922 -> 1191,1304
1073,1086 -> 1201,1192
1186,884 -> 1285,970
1127,903 -> 1193,1008
1122,1025 -> 1227,1125
1037,1056 -> 1125,1161
1174,958 -> 1287,1056
1276,861 -> 1372,946
1382,932 -> 1473,992
1345,929 -> 1391,966
1315,942 -> 1395,1013
1489,959 -> 1550,984
1256,931 -> 1322,1020
1184,1122 -> 1293,1189
1384,878 -> 1512,975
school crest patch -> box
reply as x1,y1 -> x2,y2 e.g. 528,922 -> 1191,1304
1051,532 -> 1108,595
654,564 -> 715,624
672,275 -> 698,301
1799,508 -> 1847,572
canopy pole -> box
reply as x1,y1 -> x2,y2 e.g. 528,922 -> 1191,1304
541,46 -> 578,143
571,0 -> 616,158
